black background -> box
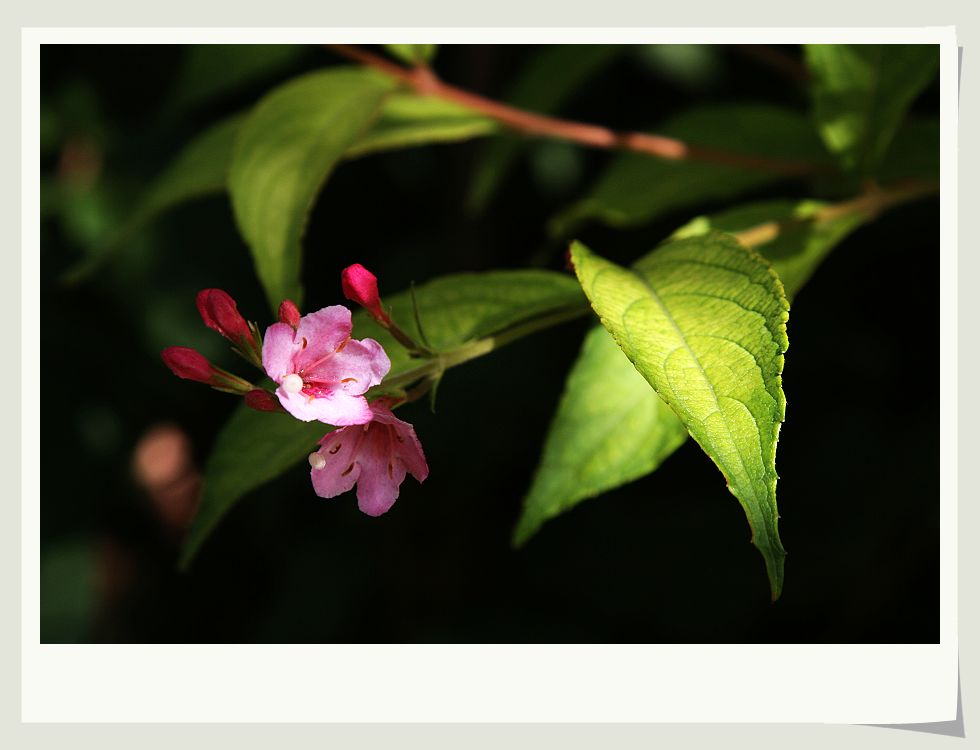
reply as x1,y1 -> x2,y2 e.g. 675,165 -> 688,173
41,44 -> 939,643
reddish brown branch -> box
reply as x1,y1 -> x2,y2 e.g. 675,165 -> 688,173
325,44 -> 827,177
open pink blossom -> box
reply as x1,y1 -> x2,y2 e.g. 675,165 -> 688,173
262,305 -> 390,425
309,400 -> 428,516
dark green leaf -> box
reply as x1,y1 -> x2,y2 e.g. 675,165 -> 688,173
61,114 -> 245,285
180,406 -> 328,570
804,44 -> 939,174
170,44 -> 306,114
228,67 -> 396,310
877,116 -> 939,182
466,44 -> 621,213
551,104 -> 828,235
569,236 -> 790,598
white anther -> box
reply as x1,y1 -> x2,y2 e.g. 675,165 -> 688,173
308,452 -> 326,470
282,373 -> 304,394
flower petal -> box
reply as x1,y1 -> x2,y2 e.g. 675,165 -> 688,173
262,322 -> 299,382
302,337 -> 391,395
293,305 -> 354,373
277,387 -> 373,425
311,426 -> 365,499
354,427 -> 405,516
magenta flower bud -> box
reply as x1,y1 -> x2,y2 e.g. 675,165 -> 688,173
341,264 -> 391,326
196,289 -> 254,345
278,299 -> 301,329
161,346 -> 215,384
244,389 -> 284,413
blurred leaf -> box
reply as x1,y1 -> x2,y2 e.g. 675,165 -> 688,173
345,94 -> 498,158
385,44 -> 438,66
181,269 -> 584,567
634,44 -> 722,89
180,407 -> 328,570
804,44 -> 939,174
62,114 -> 244,285
569,236 -> 790,598
551,104 -> 828,235
170,44 -> 306,113
516,199 -> 865,548
41,539 -> 98,642
229,68 -> 397,310
877,116 -> 939,182
467,44 -> 621,213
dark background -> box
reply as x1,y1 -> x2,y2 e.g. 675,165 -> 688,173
41,44 -> 939,643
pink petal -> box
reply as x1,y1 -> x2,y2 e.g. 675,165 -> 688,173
354,427 -> 405,516
303,337 -> 391,395
292,305 -> 354,373
310,426 -> 366,499
262,322 -> 299,382
277,388 -> 374,425
368,403 -> 429,483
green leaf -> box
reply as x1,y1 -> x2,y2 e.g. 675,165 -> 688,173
569,235 -> 789,599
385,44 -> 438,66
180,406 -> 328,570
228,67 -> 397,310
516,199 -> 869,551
466,44 -> 621,213
516,198 -> 868,549
344,94 -> 498,159
61,113 -> 245,285
551,104 -> 828,235
181,269 -> 584,567
352,269 -> 585,379
170,45 -> 306,114
513,324 -> 688,546
804,44 -> 939,174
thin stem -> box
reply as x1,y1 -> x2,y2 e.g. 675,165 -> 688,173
325,44 -> 827,177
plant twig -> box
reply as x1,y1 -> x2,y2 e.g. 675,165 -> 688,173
325,43 -> 827,177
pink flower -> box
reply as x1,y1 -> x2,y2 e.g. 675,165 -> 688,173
341,264 -> 391,326
262,305 -> 390,425
308,400 -> 428,516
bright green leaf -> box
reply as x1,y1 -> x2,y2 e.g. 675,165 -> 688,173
181,269 -> 584,567
466,44 -> 621,213
180,406 -> 328,570
516,198 -> 869,548
570,235 -> 789,599
804,44 -> 939,174
228,67 -> 397,310
385,44 -> 438,66
551,104 -> 828,235
345,94 -> 498,159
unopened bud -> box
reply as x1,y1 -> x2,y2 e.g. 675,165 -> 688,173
278,299 -> 301,329
197,288 -> 254,345
244,389 -> 283,413
341,263 -> 391,326
161,346 -> 215,383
